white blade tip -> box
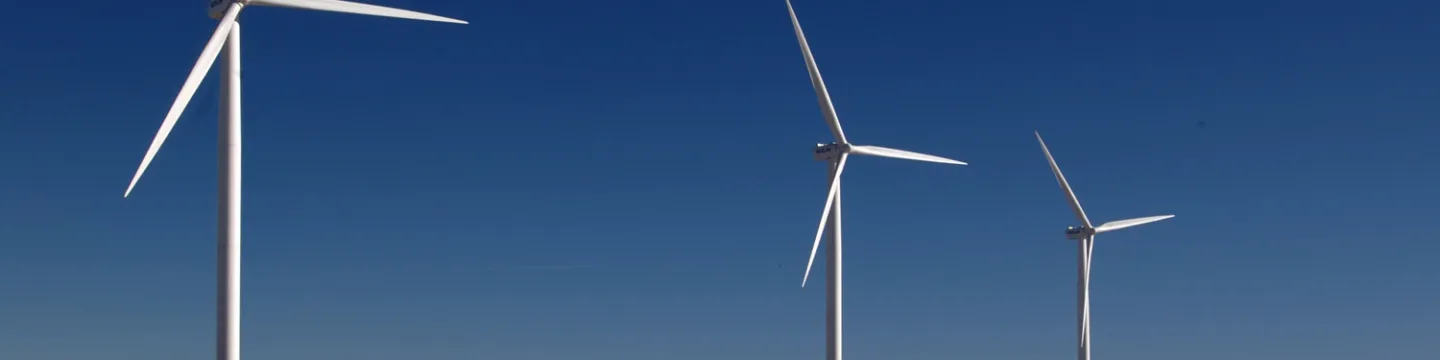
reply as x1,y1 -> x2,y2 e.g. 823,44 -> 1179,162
848,145 -> 967,166
249,0 -> 469,24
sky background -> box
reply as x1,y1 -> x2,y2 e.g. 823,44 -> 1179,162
2,0 -> 1439,359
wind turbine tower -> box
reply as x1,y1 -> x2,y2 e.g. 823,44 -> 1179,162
122,2 -> 466,360
1034,131 -> 1175,360
785,2 -> 968,359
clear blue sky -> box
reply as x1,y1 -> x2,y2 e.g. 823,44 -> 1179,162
2,0 -> 1438,359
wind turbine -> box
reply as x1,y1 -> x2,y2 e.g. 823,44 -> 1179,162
122,1 -> 464,360
1033,131 -> 1174,360
784,2 -> 967,359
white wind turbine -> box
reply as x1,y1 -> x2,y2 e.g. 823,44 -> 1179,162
1033,131 -> 1174,360
784,2 -> 967,359
122,1 -> 464,360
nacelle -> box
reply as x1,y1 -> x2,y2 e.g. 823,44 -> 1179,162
209,0 -> 236,19
1064,226 -> 1091,240
813,143 -> 847,162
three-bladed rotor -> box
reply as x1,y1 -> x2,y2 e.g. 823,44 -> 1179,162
1035,131 -> 1175,239
1034,131 -> 1174,354
786,0 -> 967,288
124,0 -> 466,197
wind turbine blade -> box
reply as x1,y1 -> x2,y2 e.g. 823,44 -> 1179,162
1094,215 -> 1175,233
249,0 -> 468,24
1034,131 -> 1091,227
802,154 -> 848,288
1083,236 -> 1094,345
124,4 -> 243,198
849,145 -> 967,165
1085,237 -> 1094,281
784,0 -> 847,144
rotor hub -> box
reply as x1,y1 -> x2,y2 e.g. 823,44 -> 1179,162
812,142 -> 849,162
1064,226 -> 1095,240
209,0 -> 245,20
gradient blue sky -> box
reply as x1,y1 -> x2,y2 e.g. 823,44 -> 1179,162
2,0 -> 1439,359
